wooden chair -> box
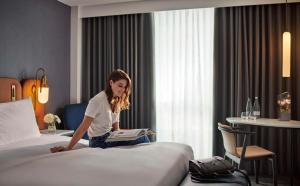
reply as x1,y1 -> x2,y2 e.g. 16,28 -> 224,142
218,123 -> 277,186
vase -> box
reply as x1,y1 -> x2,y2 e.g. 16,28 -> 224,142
47,122 -> 56,133
279,111 -> 291,121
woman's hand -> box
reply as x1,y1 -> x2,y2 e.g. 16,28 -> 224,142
112,122 -> 120,131
50,146 -> 69,153
50,116 -> 93,153
50,116 -> 93,154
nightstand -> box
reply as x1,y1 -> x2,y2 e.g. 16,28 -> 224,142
40,129 -> 74,137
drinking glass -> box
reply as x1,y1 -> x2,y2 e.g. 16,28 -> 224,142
241,112 -> 248,119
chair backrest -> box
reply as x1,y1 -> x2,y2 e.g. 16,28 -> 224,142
218,123 -> 238,156
63,103 -> 88,139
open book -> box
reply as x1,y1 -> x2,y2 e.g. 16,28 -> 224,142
105,129 -> 155,142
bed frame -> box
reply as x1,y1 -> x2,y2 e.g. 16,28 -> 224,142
0,77 -> 46,129
0,77 -> 22,102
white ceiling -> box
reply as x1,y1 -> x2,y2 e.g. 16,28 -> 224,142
57,0 -> 143,6
58,0 -> 300,7
59,0 -> 300,18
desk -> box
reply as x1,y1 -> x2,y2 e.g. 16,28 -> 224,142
226,117 -> 300,186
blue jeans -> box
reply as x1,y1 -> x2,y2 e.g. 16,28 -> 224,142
89,132 -> 150,148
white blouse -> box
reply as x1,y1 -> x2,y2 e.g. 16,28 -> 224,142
85,91 -> 119,138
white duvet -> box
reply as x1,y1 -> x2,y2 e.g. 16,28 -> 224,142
0,135 -> 193,186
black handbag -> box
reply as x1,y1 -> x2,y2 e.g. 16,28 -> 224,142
189,156 -> 251,186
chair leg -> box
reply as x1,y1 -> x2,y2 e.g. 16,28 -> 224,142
237,158 -> 244,170
271,155 -> 278,186
237,161 -> 243,170
254,160 -> 259,184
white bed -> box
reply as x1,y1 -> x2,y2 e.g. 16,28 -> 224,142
0,77 -> 194,186
0,135 -> 193,186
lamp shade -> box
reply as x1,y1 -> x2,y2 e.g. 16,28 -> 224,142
37,87 -> 49,104
282,31 -> 291,77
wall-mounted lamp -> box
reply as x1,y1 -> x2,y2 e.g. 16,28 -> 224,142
22,67 -> 49,129
282,0 -> 291,77
35,68 -> 49,105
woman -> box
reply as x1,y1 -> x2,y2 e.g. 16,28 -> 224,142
51,69 -> 149,153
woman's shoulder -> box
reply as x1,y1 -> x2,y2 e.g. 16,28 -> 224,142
90,91 -> 107,103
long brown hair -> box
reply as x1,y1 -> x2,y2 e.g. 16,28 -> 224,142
105,69 -> 131,112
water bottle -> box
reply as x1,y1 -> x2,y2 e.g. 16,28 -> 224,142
245,97 -> 252,118
252,97 -> 261,119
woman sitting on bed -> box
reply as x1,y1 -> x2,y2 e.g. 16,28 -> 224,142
51,69 -> 150,153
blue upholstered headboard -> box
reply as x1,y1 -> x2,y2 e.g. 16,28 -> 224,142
63,103 -> 88,139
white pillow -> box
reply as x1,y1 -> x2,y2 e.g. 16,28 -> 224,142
0,98 -> 41,145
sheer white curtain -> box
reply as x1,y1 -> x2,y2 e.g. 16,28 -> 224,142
154,8 -> 214,159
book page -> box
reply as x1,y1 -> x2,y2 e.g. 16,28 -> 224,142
109,129 -> 145,138
105,129 -> 155,142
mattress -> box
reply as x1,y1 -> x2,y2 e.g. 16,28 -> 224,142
0,135 -> 193,186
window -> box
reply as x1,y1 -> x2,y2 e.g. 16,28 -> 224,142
154,8 -> 214,158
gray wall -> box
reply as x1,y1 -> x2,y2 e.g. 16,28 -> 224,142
0,0 -> 71,114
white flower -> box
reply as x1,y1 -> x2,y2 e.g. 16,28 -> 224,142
54,115 -> 61,123
44,113 -> 61,124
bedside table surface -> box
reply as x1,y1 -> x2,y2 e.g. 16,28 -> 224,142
40,129 -> 74,136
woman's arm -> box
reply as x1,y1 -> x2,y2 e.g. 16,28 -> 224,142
50,116 -> 93,153
112,122 -> 120,131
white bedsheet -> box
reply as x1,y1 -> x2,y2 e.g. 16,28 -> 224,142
0,135 -> 193,186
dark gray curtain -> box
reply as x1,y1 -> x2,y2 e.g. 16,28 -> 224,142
81,13 -> 155,138
214,3 -> 300,176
